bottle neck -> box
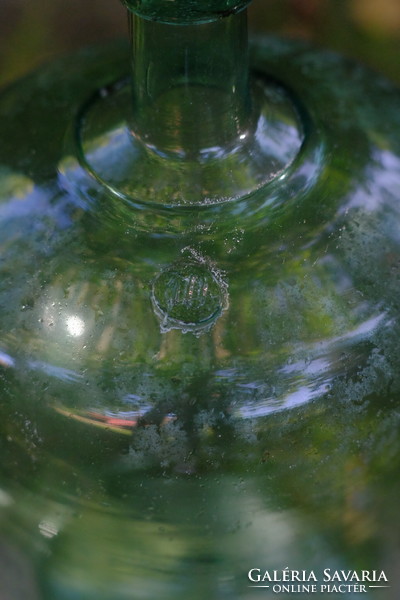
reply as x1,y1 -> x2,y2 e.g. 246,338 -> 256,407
128,9 -> 251,160
122,0 -> 251,25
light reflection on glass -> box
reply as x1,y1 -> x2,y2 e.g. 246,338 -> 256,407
0,488 -> 13,507
66,315 -> 85,338
39,520 -> 59,539
0,350 -> 15,368
341,148 -> 400,215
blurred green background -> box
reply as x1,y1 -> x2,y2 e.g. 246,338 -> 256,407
0,0 -> 400,87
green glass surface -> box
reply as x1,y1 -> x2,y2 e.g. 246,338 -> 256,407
0,2 -> 400,599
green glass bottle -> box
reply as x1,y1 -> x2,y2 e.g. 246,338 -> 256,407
0,1 -> 400,598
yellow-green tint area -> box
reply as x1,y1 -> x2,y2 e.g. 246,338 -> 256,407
249,0 -> 400,84
0,0 -> 126,87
